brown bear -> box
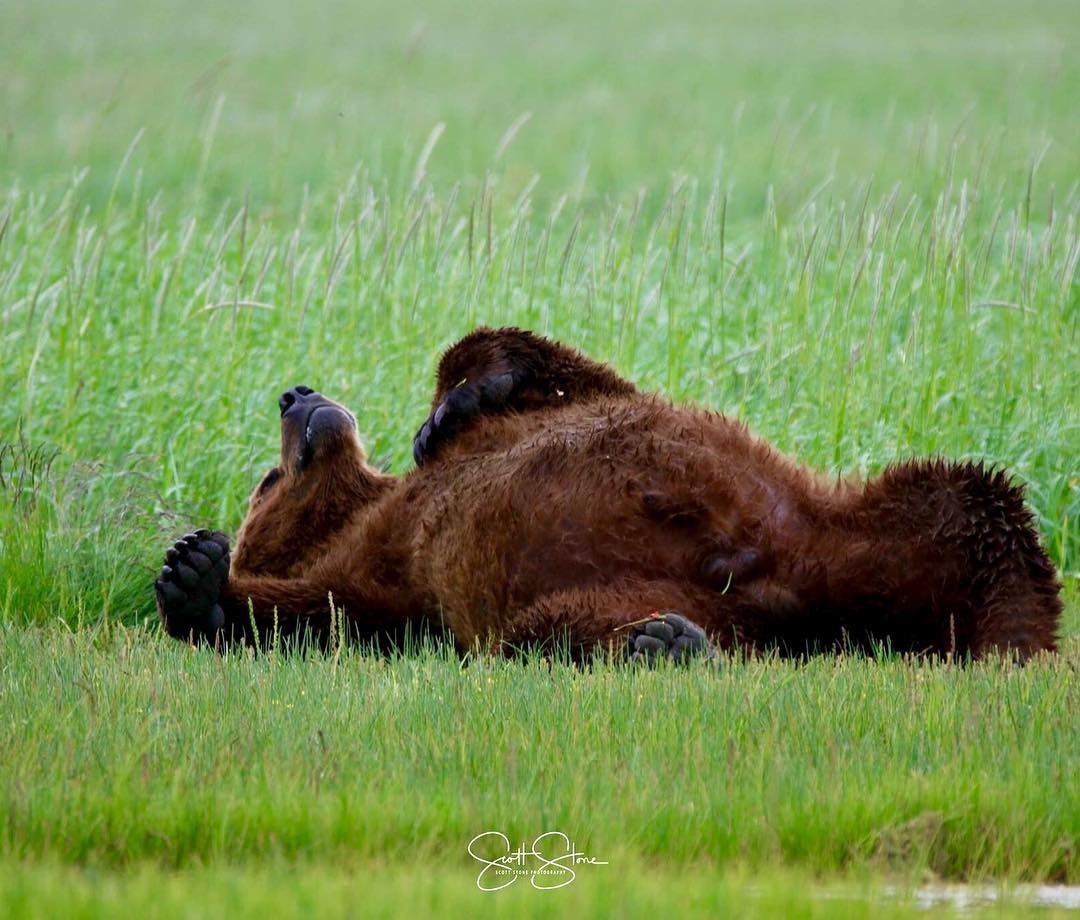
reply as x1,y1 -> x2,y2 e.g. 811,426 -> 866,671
155,327 -> 1062,661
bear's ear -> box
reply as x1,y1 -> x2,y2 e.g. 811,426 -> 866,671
256,467 -> 282,495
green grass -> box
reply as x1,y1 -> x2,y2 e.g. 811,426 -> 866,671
4,625 -> 1079,874
1,627 -> 1078,897
1,0 -> 1078,912
3,865 -> 1077,920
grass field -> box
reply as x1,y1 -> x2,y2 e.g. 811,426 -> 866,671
1,0 -> 1078,914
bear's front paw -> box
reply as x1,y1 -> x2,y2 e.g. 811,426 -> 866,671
155,530 -> 230,643
627,612 -> 714,664
412,371 -> 516,466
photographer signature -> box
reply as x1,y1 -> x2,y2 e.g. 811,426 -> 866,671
467,831 -> 609,891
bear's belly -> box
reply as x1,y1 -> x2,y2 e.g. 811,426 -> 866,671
406,413 -> 805,641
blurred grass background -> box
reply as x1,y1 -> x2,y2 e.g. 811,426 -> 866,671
3,0 -> 1078,206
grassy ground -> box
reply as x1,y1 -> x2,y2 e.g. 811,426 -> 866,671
4,865 -> 1077,920
1,0 -> 1078,913
1,624 -> 1078,916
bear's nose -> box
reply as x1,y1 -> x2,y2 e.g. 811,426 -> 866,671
279,385 -> 316,416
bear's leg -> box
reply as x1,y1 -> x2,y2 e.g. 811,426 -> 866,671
854,460 -> 1063,660
156,531 -> 408,651
413,327 -> 639,465
157,534 -> 335,648
969,569 -> 1062,661
493,580 -> 716,664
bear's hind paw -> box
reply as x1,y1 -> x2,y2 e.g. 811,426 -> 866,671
627,612 -> 714,664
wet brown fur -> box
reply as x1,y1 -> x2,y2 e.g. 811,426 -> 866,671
177,327 -> 1062,660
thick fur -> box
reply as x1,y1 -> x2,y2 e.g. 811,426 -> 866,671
156,328 -> 1062,661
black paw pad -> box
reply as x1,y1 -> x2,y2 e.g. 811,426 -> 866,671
628,611 -> 714,664
412,371 -> 517,467
154,529 -> 231,643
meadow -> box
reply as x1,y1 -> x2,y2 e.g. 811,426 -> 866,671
1,0 -> 1078,914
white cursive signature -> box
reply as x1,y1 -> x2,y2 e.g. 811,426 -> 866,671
467,831 -> 609,891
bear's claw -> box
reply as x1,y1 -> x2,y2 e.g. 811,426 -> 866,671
155,530 -> 230,642
627,612 -> 714,663
413,371 -> 517,467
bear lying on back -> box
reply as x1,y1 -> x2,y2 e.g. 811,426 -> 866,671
156,328 -> 1062,661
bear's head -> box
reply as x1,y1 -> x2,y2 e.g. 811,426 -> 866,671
231,386 -> 396,578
